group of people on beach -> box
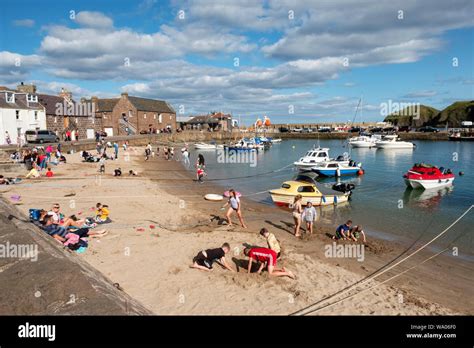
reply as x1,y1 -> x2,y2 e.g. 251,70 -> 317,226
30,202 -> 112,251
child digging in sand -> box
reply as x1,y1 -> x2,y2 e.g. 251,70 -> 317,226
260,228 -> 281,259
244,247 -> 295,279
191,243 -> 235,272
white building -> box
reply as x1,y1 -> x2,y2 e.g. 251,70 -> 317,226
0,86 -> 46,145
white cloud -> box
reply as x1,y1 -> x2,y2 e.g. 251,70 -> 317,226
73,11 -> 114,29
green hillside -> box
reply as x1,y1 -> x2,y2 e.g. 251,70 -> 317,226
384,101 -> 474,127
384,105 -> 439,127
429,101 -> 474,127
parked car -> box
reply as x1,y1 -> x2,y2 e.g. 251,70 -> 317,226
302,127 -> 313,133
349,127 -> 362,133
25,130 -> 60,144
418,126 -> 439,133
317,128 -> 331,133
278,127 -> 289,133
369,127 -> 384,133
398,126 -> 411,132
292,128 -> 303,133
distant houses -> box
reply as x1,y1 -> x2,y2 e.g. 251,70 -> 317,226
0,83 -> 46,145
180,112 -> 233,131
89,92 -> 176,136
0,82 -> 177,144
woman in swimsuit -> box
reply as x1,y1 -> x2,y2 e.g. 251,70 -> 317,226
292,194 -> 303,237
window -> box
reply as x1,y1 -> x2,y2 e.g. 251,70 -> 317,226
17,128 -> 22,137
169,115 -> 172,120
281,183 -> 291,189
297,186 -> 315,193
34,111 -> 38,120
6,93 -> 14,103
128,110 -> 132,117
318,152 -> 328,157
158,114 -> 162,123
54,116 -> 57,123
327,163 -> 338,168
144,113 -> 147,119
27,94 -> 38,103
154,114 -> 156,119
16,110 -> 20,120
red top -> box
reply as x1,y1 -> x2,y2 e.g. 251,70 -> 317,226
249,247 -> 277,266
46,171 -> 54,177
197,168 -> 204,175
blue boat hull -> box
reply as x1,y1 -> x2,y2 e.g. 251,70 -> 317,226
314,168 -> 360,177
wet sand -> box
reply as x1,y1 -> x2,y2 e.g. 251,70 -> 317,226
1,144 -> 472,315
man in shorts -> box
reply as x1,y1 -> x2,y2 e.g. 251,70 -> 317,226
192,243 -> 234,272
244,247 -> 295,279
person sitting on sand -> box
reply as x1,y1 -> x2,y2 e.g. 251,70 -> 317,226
260,228 -> 281,259
222,189 -> 247,228
191,243 -> 234,272
333,220 -> 352,240
94,203 -> 111,224
302,201 -> 317,234
114,168 -> 122,177
45,167 -> 54,178
129,170 -> 138,176
25,162 -> 41,179
244,247 -> 295,279
348,225 -> 366,243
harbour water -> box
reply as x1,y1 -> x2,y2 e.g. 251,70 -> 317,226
190,139 -> 474,258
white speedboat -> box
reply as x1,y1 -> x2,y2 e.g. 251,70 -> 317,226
194,143 -> 218,150
348,135 -> 380,148
294,146 -> 350,170
375,135 -> 415,149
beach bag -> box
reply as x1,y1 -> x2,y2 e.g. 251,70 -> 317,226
29,209 -> 42,221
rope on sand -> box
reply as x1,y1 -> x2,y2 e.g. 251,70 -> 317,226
290,205 -> 474,316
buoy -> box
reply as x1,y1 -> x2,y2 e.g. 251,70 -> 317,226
459,171 -> 464,176
336,168 -> 341,177
358,169 -> 364,175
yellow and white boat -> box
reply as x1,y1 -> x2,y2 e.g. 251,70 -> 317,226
269,172 -> 352,207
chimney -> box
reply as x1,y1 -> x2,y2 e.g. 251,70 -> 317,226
121,92 -> 128,99
17,82 -> 37,94
59,88 -> 72,101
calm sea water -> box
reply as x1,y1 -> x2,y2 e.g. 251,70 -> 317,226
189,139 -> 474,257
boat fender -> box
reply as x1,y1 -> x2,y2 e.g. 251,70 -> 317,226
334,196 -> 337,204
357,162 -> 362,168
322,196 -> 326,203
336,168 -> 341,177
357,169 -> 364,175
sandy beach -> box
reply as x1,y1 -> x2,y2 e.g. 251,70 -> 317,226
1,144 -> 472,315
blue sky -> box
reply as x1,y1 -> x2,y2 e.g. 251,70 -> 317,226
0,0 -> 473,125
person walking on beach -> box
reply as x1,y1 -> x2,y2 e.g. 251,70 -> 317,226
244,247 -> 295,279
191,243 -> 235,272
182,147 -> 190,167
113,142 -> 119,159
302,201 -> 317,235
292,195 -> 303,237
260,228 -> 281,259
222,189 -> 247,228
98,154 -> 106,174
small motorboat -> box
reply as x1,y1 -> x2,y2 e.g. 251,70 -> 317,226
269,172 -> 352,207
194,143 -> 217,150
294,146 -> 349,170
348,135 -> 380,148
403,163 -> 455,189
311,160 -> 363,177
375,135 -> 415,149
270,138 -> 282,143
